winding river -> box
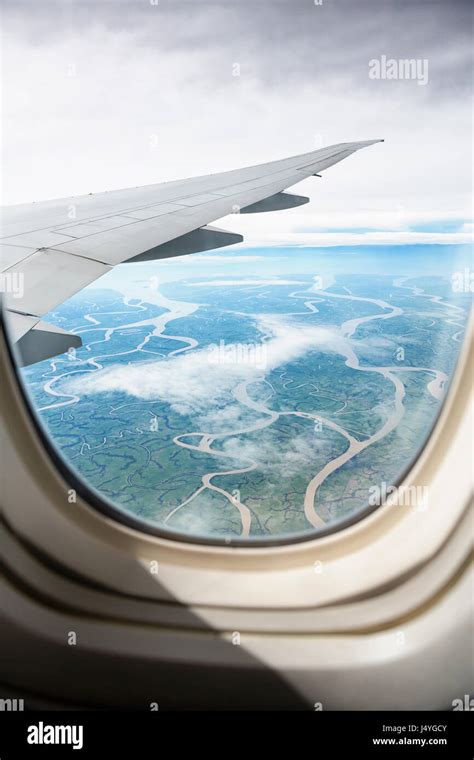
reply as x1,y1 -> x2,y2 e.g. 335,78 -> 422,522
36,275 -> 461,537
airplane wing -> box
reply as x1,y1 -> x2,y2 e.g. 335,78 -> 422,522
0,139 -> 383,365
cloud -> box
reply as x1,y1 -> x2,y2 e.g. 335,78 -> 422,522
221,209 -> 473,248
223,209 -> 472,234
221,428 -> 336,479
234,231 -> 473,248
4,2 -> 471,99
162,255 -> 267,263
195,403 -> 253,433
185,279 -> 302,287
64,316 -> 342,410
2,0 -> 471,246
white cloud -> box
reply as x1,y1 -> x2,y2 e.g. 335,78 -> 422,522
2,2 -> 471,246
222,208 -> 472,239
196,404 -> 252,433
161,254 -> 268,264
235,231 -> 472,248
65,316 -> 342,410
219,213 -> 472,246
185,279 -> 302,287
221,429 -> 334,479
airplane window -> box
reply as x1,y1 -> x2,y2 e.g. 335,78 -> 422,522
13,245 -> 472,545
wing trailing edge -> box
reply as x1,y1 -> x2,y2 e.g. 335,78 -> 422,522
1,139 -> 384,364
13,317 -> 82,367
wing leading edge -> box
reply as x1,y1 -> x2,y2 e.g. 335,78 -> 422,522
0,139 -> 383,365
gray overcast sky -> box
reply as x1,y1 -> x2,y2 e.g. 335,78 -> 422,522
1,0 -> 472,245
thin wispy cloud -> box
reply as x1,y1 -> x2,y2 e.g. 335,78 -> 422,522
64,316 -> 343,411
165,254 -> 267,263
185,279 -> 302,287
221,430 -> 336,479
236,231 -> 473,248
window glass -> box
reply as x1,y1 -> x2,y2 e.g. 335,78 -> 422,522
16,245 -> 472,544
